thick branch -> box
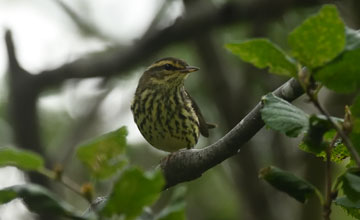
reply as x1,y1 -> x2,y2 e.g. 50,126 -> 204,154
5,31 -> 50,189
5,31 -> 21,71
35,0 -> 321,89
161,78 -> 304,188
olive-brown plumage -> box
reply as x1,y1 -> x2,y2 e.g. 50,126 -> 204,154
131,57 -> 215,152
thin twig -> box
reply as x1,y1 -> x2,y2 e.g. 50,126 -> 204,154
308,88 -> 360,218
39,168 -> 90,204
54,0 -> 115,42
323,132 -> 339,220
311,99 -> 360,167
61,175 -> 90,202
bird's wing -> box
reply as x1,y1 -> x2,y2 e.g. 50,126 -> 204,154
187,93 -> 216,137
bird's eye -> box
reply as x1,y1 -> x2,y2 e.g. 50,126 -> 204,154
164,64 -> 173,70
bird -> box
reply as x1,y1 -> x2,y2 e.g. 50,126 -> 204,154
131,57 -> 215,152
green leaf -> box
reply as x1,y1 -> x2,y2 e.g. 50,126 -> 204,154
76,126 -> 128,179
350,119 -> 360,154
259,166 -> 317,203
0,184 -> 84,220
314,48 -> 360,93
335,196 -> 360,219
328,143 -> 350,163
0,188 -> 17,204
336,196 -> 360,208
302,115 -> 332,153
299,26 -> 360,93
226,39 -> 297,77
342,171 -> 360,202
351,95 -> 360,117
350,96 -> 360,155
299,130 -> 349,163
288,5 -> 345,68
0,147 -> 44,171
261,93 -> 309,137
100,167 -> 165,219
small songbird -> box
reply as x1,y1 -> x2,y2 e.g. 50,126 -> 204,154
131,57 -> 215,152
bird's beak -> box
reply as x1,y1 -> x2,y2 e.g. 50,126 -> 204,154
181,66 -> 200,73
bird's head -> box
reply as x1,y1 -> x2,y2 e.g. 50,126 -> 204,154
139,57 -> 199,88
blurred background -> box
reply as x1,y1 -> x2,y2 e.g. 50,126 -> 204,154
0,0 -> 359,219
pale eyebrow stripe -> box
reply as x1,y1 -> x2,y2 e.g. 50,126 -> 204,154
146,61 -> 184,71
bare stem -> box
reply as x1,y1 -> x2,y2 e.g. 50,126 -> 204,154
39,168 -> 91,204
323,133 -> 339,220
311,98 -> 360,167
62,175 -> 91,203
302,74 -> 359,219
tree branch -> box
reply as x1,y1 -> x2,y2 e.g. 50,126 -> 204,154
54,0 -> 114,42
5,30 -> 51,199
35,0 -> 321,89
190,16 -> 277,219
5,31 -> 21,71
161,78 -> 304,188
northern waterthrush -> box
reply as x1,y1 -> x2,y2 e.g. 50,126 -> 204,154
131,57 -> 215,152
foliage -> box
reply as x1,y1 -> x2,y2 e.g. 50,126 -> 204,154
335,196 -> 360,219
100,168 -> 164,219
76,126 -> 128,179
300,130 -> 349,162
314,28 -> 360,93
0,184 -> 85,220
226,39 -> 297,77
259,166 -> 317,203
0,3 -> 359,220
0,147 -> 44,171
227,4 -> 360,219
260,93 -> 309,137
287,5 -> 345,68
0,128 -> 184,220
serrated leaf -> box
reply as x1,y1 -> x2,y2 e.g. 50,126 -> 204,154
100,168 -> 165,219
335,196 -> 360,219
76,127 -> 128,179
0,184 -> 84,220
288,5 -> 345,68
259,166 -> 317,203
0,147 -> 44,171
314,48 -> 360,93
226,39 -> 296,77
261,93 -> 309,137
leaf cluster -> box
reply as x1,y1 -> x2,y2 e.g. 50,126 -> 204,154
0,127 -> 184,220
227,4 -> 360,219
